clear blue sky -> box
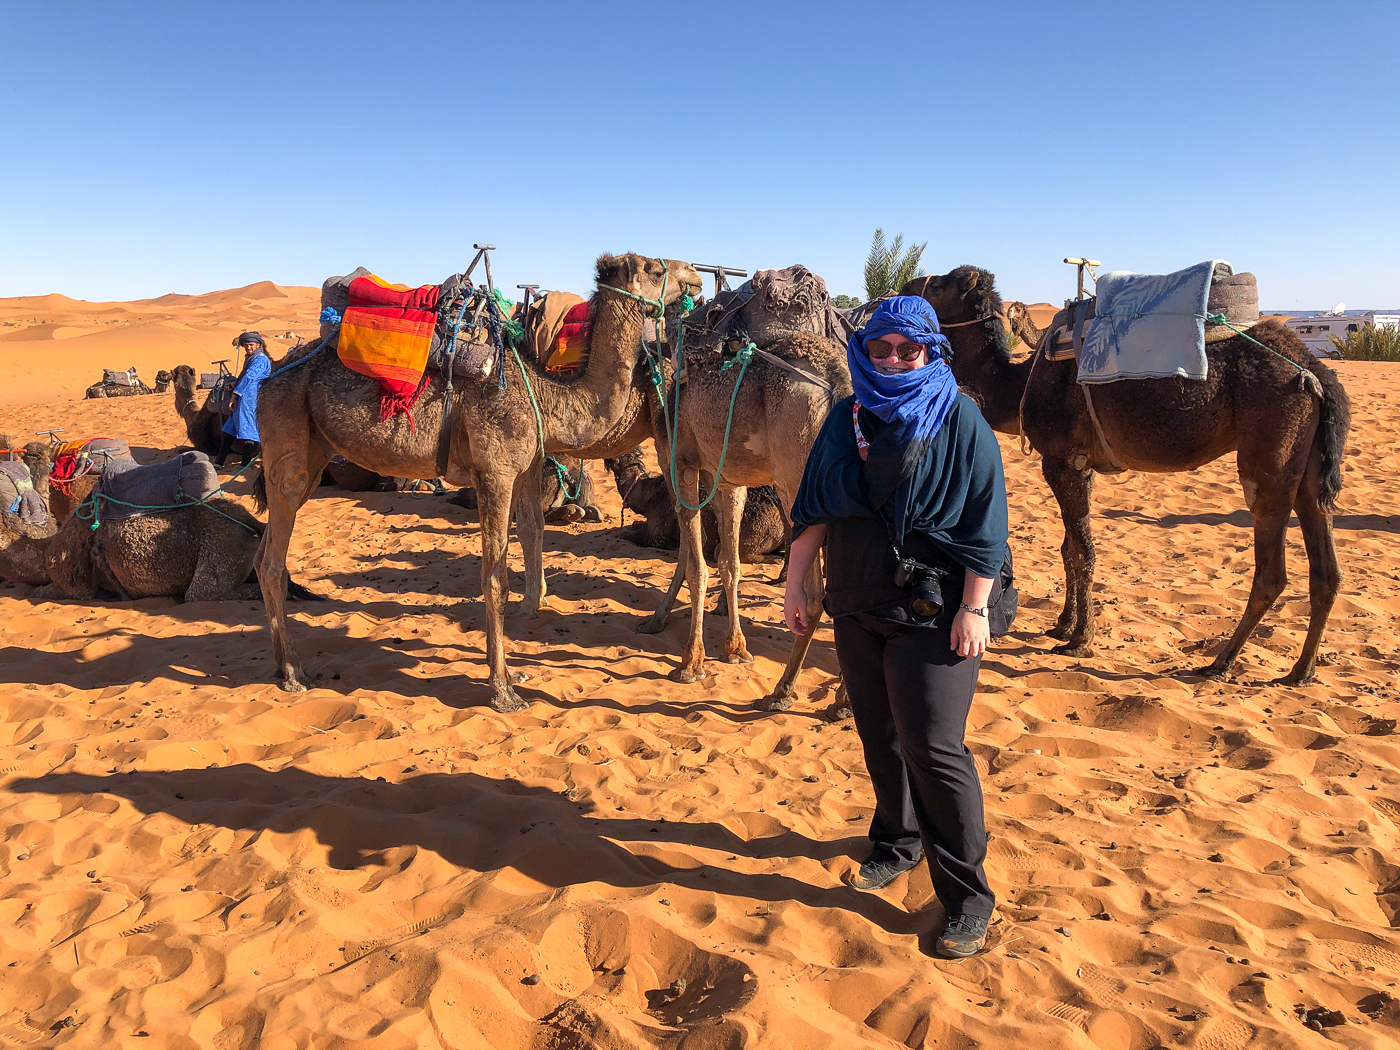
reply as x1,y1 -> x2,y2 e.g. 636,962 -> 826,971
2,1 -> 1396,309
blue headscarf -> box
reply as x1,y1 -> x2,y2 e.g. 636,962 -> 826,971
847,296 -> 959,511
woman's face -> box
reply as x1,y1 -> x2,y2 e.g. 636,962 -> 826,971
867,332 -> 928,376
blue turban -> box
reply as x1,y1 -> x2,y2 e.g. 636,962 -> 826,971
847,296 -> 959,509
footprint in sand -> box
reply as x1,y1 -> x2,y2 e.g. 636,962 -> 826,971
1324,938 -> 1400,975
1037,997 -> 1091,1031
1193,1016 -> 1254,1050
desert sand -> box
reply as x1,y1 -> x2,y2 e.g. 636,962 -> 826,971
1,288 -> 1398,1049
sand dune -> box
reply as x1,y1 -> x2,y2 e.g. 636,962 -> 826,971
0,283 -> 320,407
1,297 -> 1398,1046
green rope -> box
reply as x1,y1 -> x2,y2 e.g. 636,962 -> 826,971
1205,312 -> 1322,395
667,341 -> 754,512
544,455 -> 582,501
77,456 -> 263,534
509,343 -> 549,469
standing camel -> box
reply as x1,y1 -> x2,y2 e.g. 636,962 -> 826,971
907,265 -> 1350,685
252,254 -> 699,712
637,330 -> 851,706
170,365 -> 227,455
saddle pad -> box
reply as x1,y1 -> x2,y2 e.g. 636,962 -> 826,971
0,461 -> 47,527
548,301 -> 592,373
99,451 -> 219,522
1078,260 -> 1221,384
51,437 -> 135,485
102,367 -> 139,386
338,273 -> 441,417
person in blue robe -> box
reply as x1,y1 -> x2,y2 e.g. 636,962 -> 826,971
786,295 -> 1011,959
217,332 -> 271,467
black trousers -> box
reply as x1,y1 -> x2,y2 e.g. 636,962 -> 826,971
215,432 -> 259,467
833,610 -> 994,918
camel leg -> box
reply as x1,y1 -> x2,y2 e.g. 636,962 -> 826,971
1041,455 -> 1096,655
1278,466 -> 1342,685
637,556 -> 686,635
760,550 -> 825,712
1200,478 -> 1294,679
670,469 -> 710,684
510,462 -> 546,620
715,487 -> 752,665
477,474 -> 529,713
256,442 -> 327,692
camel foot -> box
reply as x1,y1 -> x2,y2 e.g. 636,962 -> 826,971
582,506 -> 604,523
1051,641 -> 1094,657
825,702 -> 854,722
722,649 -> 754,666
1045,623 -> 1073,641
636,614 -> 668,635
1271,668 -> 1314,687
669,665 -> 708,684
490,686 -> 529,713
1195,660 -> 1234,680
507,602 -> 541,622
279,671 -> 310,694
759,689 -> 794,712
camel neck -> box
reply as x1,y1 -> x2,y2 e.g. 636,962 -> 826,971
524,292 -> 650,453
947,325 -> 1033,437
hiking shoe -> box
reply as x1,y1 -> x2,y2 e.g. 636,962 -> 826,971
850,855 -> 917,891
935,914 -> 989,958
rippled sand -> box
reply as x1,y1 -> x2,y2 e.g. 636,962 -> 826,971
1,350 -> 1398,1048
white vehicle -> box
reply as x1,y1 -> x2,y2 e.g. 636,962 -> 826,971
1283,305 -> 1400,358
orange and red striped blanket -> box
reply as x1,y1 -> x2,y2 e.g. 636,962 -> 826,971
338,274 -> 441,419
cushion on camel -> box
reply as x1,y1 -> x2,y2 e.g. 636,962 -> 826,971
97,451 -> 221,522
0,462 -> 47,527
1076,260 -> 1260,384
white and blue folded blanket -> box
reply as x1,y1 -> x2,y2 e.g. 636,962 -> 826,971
1079,260 -> 1223,384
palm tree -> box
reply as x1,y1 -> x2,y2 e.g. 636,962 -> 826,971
863,228 -> 927,302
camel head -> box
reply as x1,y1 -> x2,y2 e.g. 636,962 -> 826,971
594,254 -> 703,310
155,369 -> 173,384
901,265 -> 1003,326
172,364 -> 197,390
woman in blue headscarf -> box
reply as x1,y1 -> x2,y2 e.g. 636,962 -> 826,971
217,332 -> 271,468
786,295 -> 1011,959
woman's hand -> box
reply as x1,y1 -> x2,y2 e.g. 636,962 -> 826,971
784,524 -> 826,635
950,609 -> 990,658
784,579 -> 811,635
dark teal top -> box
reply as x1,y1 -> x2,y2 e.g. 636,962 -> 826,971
792,393 -> 1009,579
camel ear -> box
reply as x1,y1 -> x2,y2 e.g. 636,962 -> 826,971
959,270 -> 980,294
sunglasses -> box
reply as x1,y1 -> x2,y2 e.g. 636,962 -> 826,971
866,338 -> 927,362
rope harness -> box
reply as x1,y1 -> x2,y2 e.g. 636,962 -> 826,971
599,262 -> 752,513
76,455 -> 263,535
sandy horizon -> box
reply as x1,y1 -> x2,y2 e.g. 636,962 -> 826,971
1,286 -> 1397,1048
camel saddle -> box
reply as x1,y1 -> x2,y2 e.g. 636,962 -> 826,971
101,366 -> 141,387
51,438 -> 135,490
96,451 -> 220,523
1043,262 -> 1259,381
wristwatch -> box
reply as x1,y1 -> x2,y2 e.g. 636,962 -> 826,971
959,603 -> 988,617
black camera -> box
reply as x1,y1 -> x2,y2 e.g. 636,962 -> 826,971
893,557 -> 944,618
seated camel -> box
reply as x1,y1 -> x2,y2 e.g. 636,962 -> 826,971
0,449 -> 320,604
449,455 -> 604,525
84,368 -> 171,399
605,446 -> 786,562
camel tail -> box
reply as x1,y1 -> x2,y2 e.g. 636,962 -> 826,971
286,576 -> 325,602
252,467 -> 268,514
1309,358 -> 1350,511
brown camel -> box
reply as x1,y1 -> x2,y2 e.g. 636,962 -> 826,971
84,367 -> 166,399
170,365 -> 228,455
638,330 -> 851,706
0,449 -> 312,603
449,455 -> 604,524
252,254 -> 699,712
907,265 -> 1350,684
604,446 -> 786,561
